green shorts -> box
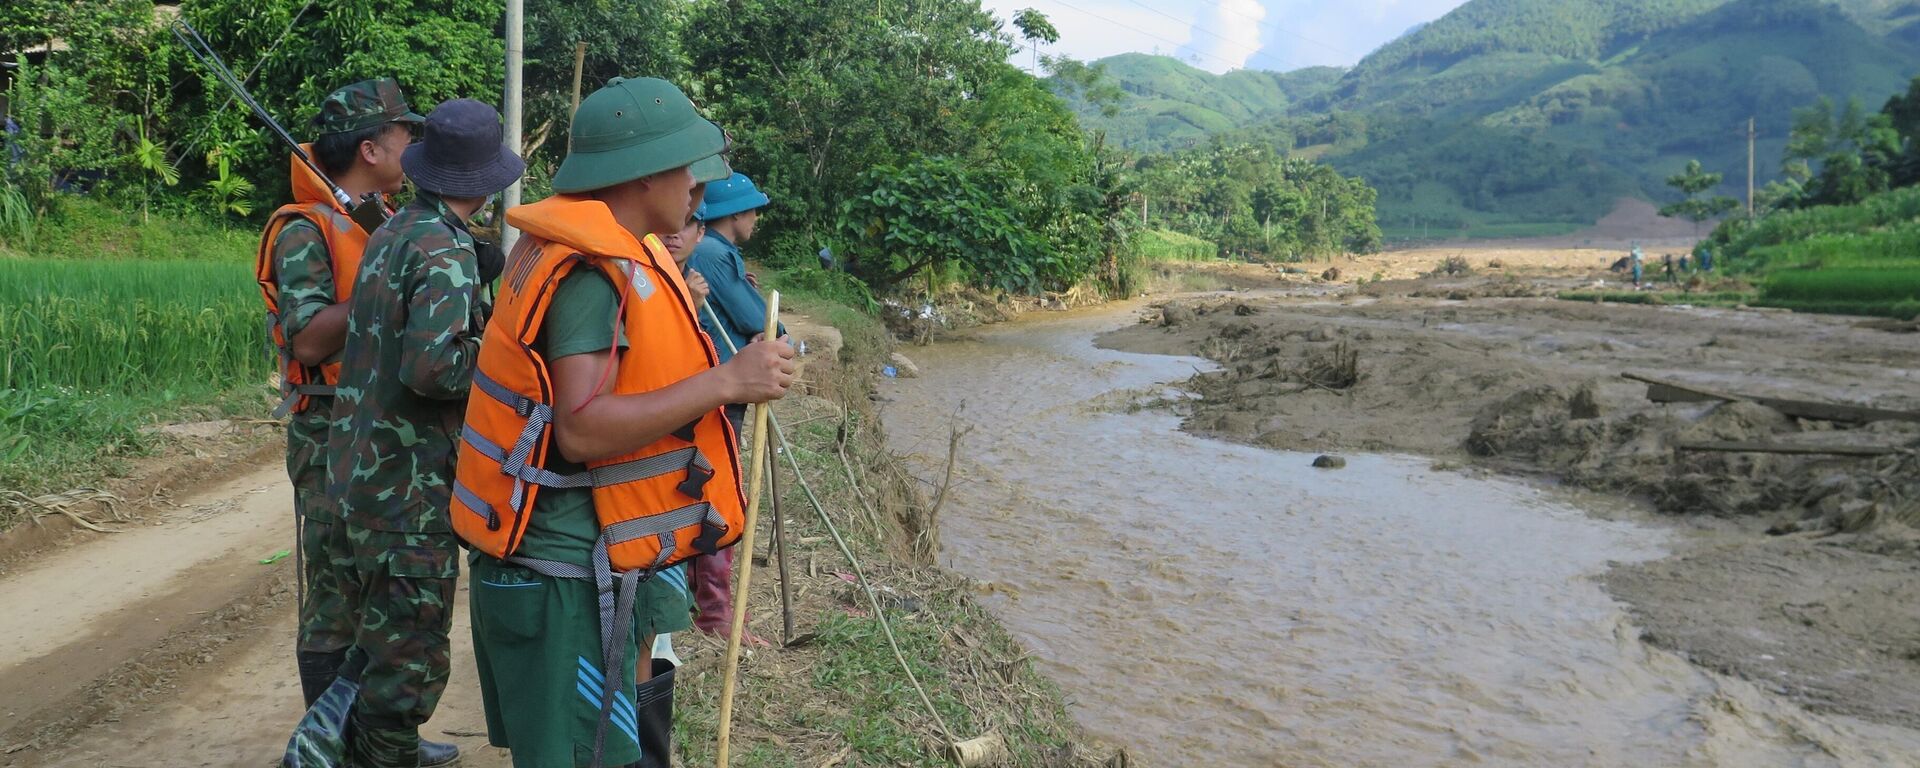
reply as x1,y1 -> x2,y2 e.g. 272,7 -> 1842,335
469,555 -> 692,768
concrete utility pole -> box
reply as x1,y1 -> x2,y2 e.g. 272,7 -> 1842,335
501,0 -> 524,251
1747,116 -> 1756,220
570,41 -> 588,124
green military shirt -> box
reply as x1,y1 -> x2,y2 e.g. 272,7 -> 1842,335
521,267 -> 690,633
271,218 -> 338,494
327,191 -> 488,533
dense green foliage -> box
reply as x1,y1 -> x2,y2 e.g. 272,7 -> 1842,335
1065,0 -> 1920,237
1689,81 -> 1920,320
1,0 -> 503,218
1135,142 -> 1380,258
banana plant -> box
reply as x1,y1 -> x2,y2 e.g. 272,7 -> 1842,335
203,144 -> 255,218
132,119 -> 179,224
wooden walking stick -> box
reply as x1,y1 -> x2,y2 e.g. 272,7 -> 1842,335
714,290 -> 779,766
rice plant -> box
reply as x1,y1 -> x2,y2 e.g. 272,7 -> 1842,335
0,259 -> 268,393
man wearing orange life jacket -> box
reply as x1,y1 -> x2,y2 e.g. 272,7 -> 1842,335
252,81 -> 446,764
454,77 -> 792,768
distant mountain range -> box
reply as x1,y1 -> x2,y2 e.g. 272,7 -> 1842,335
1062,0 -> 1920,238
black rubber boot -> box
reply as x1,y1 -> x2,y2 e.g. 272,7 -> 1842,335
295,649 -> 348,709
417,738 -> 461,767
631,660 -> 676,768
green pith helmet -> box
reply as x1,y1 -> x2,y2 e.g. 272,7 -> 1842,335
312,78 -> 425,135
552,77 -> 724,193
691,153 -> 732,184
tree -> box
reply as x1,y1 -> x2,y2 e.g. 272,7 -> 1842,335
836,156 -> 1044,291
1878,75 -> 1920,188
1659,159 -> 1738,235
1012,8 -> 1058,73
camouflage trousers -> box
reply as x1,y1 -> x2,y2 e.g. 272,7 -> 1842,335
325,520 -> 459,764
296,487 -> 356,654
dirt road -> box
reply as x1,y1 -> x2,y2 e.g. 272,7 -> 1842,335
0,459 -> 516,767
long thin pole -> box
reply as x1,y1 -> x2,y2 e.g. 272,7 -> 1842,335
768,457 -> 795,645
1746,116 -> 1756,220
570,41 -> 588,124
715,291 -> 780,767
501,0 -> 524,252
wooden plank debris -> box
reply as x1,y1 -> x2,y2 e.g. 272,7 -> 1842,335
1622,372 -> 1920,424
1673,440 -> 1902,457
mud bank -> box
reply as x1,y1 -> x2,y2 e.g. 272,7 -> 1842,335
1100,285 -> 1920,733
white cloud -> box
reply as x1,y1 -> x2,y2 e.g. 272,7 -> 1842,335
988,0 -> 1472,74
1178,0 -> 1267,72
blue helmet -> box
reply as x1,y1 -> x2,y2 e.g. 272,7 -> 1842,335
696,172 -> 770,221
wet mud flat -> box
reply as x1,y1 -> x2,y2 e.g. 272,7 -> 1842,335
1100,291 -> 1920,738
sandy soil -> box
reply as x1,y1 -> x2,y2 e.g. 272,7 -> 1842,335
1100,250 -> 1920,732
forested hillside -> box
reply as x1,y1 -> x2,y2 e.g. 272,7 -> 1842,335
1065,0 -> 1920,238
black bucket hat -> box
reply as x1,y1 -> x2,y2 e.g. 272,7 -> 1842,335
401,99 -> 526,198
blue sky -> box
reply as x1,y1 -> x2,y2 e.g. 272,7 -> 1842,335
986,0 -> 1471,74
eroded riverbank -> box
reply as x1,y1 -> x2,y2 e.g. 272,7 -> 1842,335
880,300 -> 1920,766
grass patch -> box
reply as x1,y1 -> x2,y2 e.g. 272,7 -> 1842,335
0,385 -> 266,518
1556,290 -> 1756,307
2,195 -> 257,262
1135,229 -> 1218,262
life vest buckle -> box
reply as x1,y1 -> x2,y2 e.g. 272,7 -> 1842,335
676,456 -> 714,500
690,515 -> 726,555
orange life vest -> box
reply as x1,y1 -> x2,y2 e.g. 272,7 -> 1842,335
254,145 -> 369,415
452,194 -> 746,574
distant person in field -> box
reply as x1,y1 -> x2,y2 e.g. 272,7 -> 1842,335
1698,245 -> 1714,272
452,76 -> 791,768
323,98 -> 521,768
1663,253 -> 1676,284
251,79 -> 459,768
1630,244 -> 1645,287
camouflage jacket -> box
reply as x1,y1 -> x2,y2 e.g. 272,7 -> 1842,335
271,219 -> 338,495
326,191 -> 489,532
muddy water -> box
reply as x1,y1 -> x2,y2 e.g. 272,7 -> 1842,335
879,302 -> 1920,767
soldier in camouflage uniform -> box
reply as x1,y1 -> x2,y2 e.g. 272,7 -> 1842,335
256,81 -> 458,764
324,98 -> 523,768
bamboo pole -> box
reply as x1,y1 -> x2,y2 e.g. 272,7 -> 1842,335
714,290 -> 779,766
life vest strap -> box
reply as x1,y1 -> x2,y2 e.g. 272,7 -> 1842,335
264,310 -> 337,418
463,430 -> 713,494
454,480 -> 499,531
504,536 -> 652,768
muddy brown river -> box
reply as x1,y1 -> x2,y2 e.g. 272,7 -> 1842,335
879,302 -> 1920,767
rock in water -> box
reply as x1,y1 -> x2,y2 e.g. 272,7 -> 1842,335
888,352 -> 922,378
1311,454 -> 1347,469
